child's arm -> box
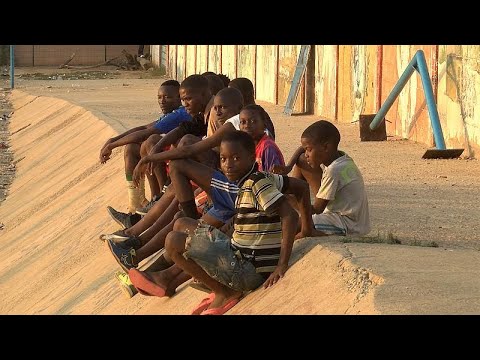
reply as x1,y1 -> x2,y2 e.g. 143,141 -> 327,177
270,146 -> 304,175
283,177 -> 313,239
312,197 -> 329,215
261,145 -> 285,173
99,122 -> 154,163
263,196 -> 299,289
148,127 -> 183,155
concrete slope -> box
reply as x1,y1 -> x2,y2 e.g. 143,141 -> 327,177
0,90 -> 382,314
2,90 -> 479,315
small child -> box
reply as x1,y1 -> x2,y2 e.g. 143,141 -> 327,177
239,104 -> 284,171
301,120 -> 370,236
161,131 -> 312,314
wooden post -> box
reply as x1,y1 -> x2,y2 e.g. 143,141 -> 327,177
376,45 -> 383,112
253,45 -> 257,97
219,45 -> 222,74
234,45 -> 238,79
275,45 -> 279,105
334,45 -> 340,121
194,45 -> 197,74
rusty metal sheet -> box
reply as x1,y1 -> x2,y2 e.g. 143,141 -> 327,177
221,45 -> 236,80
208,45 -> 220,73
278,45 -> 304,113
176,45 -> 186,81
314,45 -> 337,120
237,45 -> 256,87
168,45 -> 177,79
186,45 -> 196,77
256,45 -> 277,104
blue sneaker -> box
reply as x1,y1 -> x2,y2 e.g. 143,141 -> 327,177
107,206 -> 141,229
106,239 -> 137,272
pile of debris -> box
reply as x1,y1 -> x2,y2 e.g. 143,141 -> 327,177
59,49 -> 153,71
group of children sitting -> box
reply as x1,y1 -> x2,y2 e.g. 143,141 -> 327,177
99,72 -> 370,315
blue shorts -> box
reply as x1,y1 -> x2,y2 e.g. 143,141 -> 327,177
206,171 -> 238,223
183,221 -> 265,292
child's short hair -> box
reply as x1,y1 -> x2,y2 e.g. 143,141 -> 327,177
161,79 -> 180,88
229,78 -> 254,97
302,120 -> 341,147
241,104 -> 268,124
181,75 -> 209,91
221,130 -> 255,156
216,87 -> 244,108
205,74 -> 225,95
217,74 -> 231,88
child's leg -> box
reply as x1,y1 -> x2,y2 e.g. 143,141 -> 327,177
166,218 -> 265,310
135,198 -> 179,241
124,185 -> 176,236
124,143 -> 147,213
135,211 -> 183,263
168,159 -> 216,219
141,134 -> 167,197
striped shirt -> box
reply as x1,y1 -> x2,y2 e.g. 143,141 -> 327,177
232,171 -> 288,273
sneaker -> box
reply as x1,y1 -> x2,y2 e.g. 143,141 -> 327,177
107,206 -> 141,228
106,239 -> 138,272
99,231 -> 142,250
99,229 -> 130,242
114,271 -> 138,298
116,236 -> 142,250
135,195 -> 160,216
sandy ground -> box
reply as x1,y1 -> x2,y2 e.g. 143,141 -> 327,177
0,68 -> 480,314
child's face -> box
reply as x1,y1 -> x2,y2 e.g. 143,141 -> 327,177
158,85 -> 181,114
220,141 -> 255,182
180,87 -> 208,116
301,136 -> 328,168
239,109 -> 265,141
213,95 -> 241,123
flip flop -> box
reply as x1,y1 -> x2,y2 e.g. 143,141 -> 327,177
128,268 -> 167,297
191,292 -> 215,315
200,297 -> 241,315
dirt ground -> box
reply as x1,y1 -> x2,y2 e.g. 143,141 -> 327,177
0,86 -> 14,209
8,67 -> 480,250
1,67 -> 480,315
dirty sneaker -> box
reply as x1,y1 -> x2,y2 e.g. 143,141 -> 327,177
106,239 -> 138,272
114,271 -> 138,298
107,206 -> 141,228
99,229 -> 130,242
135,195 -> 161,216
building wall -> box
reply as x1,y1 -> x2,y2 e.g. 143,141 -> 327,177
278,45 -> 305,113
159,44 -> 480,157
221,45 -> 237,81
314,45 -> 337,120
185,45 -> 196,77
14,45 -> 138,66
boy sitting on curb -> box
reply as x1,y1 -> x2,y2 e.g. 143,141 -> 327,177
142,131 -> 312,314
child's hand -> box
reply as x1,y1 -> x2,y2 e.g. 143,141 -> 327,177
263,263 -> 288,289
100,145 -> 112,164
132,160 -> 147,187
295,228 -> 312,240
270,164 -> 292,175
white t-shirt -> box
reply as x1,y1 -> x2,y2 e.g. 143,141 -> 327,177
316,152 -> 370,235
225,114 -> 241,129
225,114 -> 273,137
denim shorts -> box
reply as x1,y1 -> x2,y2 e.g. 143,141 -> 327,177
183,221 -> 265,293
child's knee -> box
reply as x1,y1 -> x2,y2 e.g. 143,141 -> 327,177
165,231 -> 187,255
177,134 -> 198,148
